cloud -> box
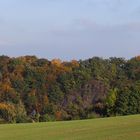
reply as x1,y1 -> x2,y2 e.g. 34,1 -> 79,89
85,0 -> 122,10
0,40 -> 13,46
0,41 -> 8,46
71,17 -> 140,32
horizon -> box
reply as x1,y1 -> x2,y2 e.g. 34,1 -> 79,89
0,0 -> 140,60
0,54 -> 137,62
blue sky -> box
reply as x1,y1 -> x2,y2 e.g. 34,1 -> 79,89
0,0 -> 140,60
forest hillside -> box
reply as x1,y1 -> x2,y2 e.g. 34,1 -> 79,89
0,55 -> 140,123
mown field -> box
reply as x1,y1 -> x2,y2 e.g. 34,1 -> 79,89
0,115 -> 140,140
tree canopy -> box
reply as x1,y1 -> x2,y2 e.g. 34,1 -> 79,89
0,55 -> 140,123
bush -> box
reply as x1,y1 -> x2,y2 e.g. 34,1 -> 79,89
40,114 -> 55,122
15,101 -> 28,123
0,103 -> 16,123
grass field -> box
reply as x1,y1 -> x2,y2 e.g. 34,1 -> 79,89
0,115 -> 140,140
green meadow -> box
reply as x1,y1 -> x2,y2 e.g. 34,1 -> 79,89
0,115 -> 140,140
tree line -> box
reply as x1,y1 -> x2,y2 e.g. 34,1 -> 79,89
0,55 -> 140,123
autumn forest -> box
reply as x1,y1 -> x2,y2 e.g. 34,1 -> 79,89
0,55 -> 140,123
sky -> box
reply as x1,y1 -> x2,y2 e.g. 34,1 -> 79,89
0,0 -> 140,60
